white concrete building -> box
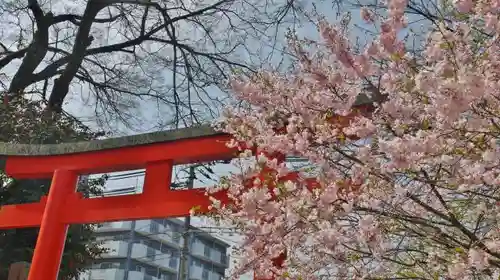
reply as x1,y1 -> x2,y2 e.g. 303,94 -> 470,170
82,218 -> 230,280
80,187 -> 230,280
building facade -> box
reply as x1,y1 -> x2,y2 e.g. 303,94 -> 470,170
82,218 -> 230,280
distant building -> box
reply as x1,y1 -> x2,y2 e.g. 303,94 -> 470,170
81,187 -> 230,280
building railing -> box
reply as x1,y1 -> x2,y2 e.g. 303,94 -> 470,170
97,221 -> 133,231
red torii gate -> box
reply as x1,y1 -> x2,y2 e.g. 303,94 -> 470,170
0,96 -> 374,280
0,126 -> 237,280
0,125 -> 290,280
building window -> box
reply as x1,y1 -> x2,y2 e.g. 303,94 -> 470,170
204,245 -> 211,258
112,235 -> 125,241
202,269 -> 209,280
169,257 -> 178,268
100,263 -> 112,269
160,246 -> 171,254
160,273 -> 174,280
150,221 -> 159,233
96,236 -> 112,242
214,244 -> 224,254
147,247 -> 156,261
138,239 -> 152,247
191,259 -> 201,267
135,265 -> 146,272
191,238 -> 201,247
99,262 -> 119,269
91,263 -> 100,269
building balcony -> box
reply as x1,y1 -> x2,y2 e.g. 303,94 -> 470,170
188,266 -> 222,280
220,254 -> 230,267
129,243 -> 178,273
128,270 -> 162,280
84,268 -> 163,280
131,243 -> 149,259
189,265 -> 203,279
85,268 -> 125,280
100,241 -> 129,258
190,243 -> 229,268
209,250 -> 230,267
97,221 -> 133,232
190,244 -> 204,257
154,256 -> 179,272
208,271 -> 223,280
135,220 -> 183,247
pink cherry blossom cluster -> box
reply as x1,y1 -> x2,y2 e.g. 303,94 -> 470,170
208,0 -> 500,279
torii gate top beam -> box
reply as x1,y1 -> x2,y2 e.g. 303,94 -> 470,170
0,125 -> 223,156
1,125 -> 234,178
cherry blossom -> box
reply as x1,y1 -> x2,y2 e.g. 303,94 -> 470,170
207,0 -> 500,279
360,7 -> 375,23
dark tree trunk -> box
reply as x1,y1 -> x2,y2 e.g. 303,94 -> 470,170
48,2 -> 105,112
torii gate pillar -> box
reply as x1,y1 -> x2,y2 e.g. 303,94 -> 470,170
28,170 -> 78,280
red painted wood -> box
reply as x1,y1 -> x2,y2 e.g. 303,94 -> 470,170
0,170 -> 318,228
61,189 -> 231,224
142,160 -> 174,197
27,170 -> 78,280
0,189 -> 230,228
0,199 -> 46,228
5,134 -> 234,178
